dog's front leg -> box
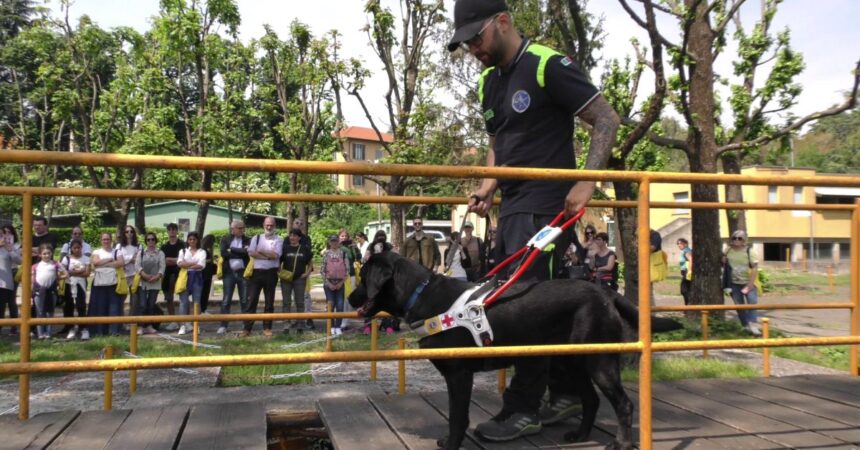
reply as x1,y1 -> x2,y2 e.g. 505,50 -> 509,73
437,369 -> 474,450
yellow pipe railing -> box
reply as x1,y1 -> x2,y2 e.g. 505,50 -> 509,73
2,150 -> 859,448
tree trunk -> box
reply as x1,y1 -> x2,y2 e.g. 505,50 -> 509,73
195,170 -> 213,236
721,152 -> 746,234
387,175 -> 407,250
686,0 -> 723,309
614,181 -> 640,303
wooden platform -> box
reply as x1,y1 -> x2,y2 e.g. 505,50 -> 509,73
4,375 -> 858,449
318,375 -> 860,449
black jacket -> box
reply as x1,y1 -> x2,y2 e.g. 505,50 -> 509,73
220,235 -> 251,273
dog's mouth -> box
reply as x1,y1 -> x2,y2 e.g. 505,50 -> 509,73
355,298 -> 376,317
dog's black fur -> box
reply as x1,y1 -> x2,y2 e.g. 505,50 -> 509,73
349,252 -> 680,450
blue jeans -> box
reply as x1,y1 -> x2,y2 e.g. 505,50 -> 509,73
136,288 -> 159,316
730,283 -> 759,327
179,271 -> 204,326
33,284 -> 57,337
89,284 -> 120,335
220,269 -> 247,327
324,285 -> 344,328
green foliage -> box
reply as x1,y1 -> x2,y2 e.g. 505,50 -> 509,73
622,357 -> 758,382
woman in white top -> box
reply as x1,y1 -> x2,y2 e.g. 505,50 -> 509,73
116,225 -> 140,309
90,233 -> 125,336
0,227 -> 22,336
444,231 -> 468,282
61,239 -> 91,340
176,231 -> 206,335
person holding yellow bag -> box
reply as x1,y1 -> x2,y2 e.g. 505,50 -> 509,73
241,217 -> 282,337
176,232 -> 206,336
90,233 -> 125,336
722,230 -> 762,336
0,228 -> 22,337
135,232 -> 165,335
279,228 -> 312,334
115,226 -> 141,322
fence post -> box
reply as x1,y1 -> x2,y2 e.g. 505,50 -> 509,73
18,192 -> 33,420
785,248 -> 791,270
370,318 -> 378,381
497,369 -> 507,394
851,200 -> 859,376
761,318 -> 770,378
637,179 -> 653,450
701,311 -> 709,359
103,346 -> 114,410
193,302 -> 199,350
802,250 -> 808,272
130,324 -> 138,395
398,338 -> 406,395
828,265 -> 835,291
326,303 -> 333,353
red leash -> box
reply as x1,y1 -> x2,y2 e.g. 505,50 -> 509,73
482,209 -> 585,308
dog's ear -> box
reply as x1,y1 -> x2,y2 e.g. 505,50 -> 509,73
364,257 -> 395,301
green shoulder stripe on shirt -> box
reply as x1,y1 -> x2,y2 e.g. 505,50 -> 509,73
526,44 -> 562,89
478,66 -> 494,103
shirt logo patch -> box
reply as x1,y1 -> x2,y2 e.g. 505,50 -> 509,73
511,90 -> 531,113
483,108 -> 495,121
561,56 -> 573,66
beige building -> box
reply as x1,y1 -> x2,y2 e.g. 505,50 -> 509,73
648,166 -> 857,266
332,126 -> 394,195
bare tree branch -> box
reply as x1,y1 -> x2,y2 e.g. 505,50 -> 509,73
619,0 -> 680,51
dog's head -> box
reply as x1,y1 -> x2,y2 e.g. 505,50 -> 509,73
349,251 -> 431,318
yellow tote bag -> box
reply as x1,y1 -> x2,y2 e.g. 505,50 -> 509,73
130,271 -> 142,294
175,267 -> 188,294
115,267 -> 129,295
345,276 -> 353,297
243,258 -> 255,279
354,262 -> 362,285
215,254 -> 223,280
649,250 -> 668,282
57,278 -> 66,296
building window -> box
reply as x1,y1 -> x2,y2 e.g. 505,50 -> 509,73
768,186 -> 778,203
673,191 -> 690,214
375,149 -> 385,161
352,143 -> 365,160
794,186 -> 803,203
353,175 -> 364,187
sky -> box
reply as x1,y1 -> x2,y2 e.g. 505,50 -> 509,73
48,0 -> 859,132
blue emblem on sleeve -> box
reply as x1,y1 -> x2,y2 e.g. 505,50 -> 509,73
511,90 -> 531,113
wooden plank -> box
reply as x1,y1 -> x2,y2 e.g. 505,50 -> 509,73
177,402 -> 266,450
697,378 -> 860,443
0,410 -> 79,450
318,396 -> 406,450
47,409 -> 131,450
368,393 -> 483,450
648,381 -> 847,449
755,375 -> 860,408
424,390 -> 539,449
104,405 -> 189,450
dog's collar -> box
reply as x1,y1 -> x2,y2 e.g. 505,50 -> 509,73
403,279 -> 429,313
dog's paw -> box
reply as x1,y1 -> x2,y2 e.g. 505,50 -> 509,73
564,429 -> 590,442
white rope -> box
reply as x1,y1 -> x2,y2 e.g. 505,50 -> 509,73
156,333 -> 222,349
270,363 -> 342,380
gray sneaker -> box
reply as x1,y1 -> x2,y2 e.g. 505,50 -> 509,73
475,412 -> 542,442
539,394 -> 582,425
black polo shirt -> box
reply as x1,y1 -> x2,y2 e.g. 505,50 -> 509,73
480,39 -> 599,217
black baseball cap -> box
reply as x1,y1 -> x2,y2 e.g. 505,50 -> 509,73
447,0 -> 508,52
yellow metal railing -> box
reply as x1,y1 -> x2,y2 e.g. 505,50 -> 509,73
1,150 -> 859,450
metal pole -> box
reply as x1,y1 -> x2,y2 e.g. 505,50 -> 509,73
18,193 -> 33,420
497,369 -> 507,394
851,200 -> 859,376
103,346 -> 113,410
370,318 -> 378,381
130,324 -> 138,395
326,303 -> 333,353
637,179 -> 653,450
701,311 -> 709,359
398,338 -> 406,395
193,302 -> 199,350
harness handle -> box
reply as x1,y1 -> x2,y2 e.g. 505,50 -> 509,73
482,208 -> 585,308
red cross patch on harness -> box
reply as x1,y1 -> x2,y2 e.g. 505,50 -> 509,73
440,314 -> 455,328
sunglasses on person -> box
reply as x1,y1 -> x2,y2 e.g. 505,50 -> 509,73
731,236 -> 744,241
460,13 -> 499,51
146,237 -> 157,242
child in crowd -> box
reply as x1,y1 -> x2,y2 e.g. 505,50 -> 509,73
32,244 -> 67,339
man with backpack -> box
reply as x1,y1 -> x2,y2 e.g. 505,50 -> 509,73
453,0 -> 620,441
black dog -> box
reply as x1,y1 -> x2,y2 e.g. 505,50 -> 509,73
349,252 -> 680,450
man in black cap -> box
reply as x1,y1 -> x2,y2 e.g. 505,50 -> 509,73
454,0 -> 621,442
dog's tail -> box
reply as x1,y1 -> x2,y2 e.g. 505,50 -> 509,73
612,294 -> 683,333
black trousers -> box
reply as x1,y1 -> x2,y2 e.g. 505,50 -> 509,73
680,270 -> 692,305
243,268 -> 277,331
